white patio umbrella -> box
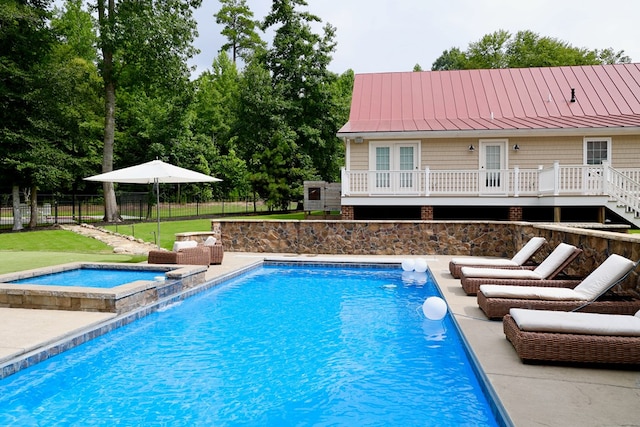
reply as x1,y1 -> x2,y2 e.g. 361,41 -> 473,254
85,159 -> 221,247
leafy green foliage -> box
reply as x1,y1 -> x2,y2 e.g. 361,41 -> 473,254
215,0 -> 266,63
432,29 -> 631,70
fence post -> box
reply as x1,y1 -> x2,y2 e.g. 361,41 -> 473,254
78,200 -> 82,224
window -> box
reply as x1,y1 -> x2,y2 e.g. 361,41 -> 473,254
584,138 -> 611,165
308,187 -> 321,201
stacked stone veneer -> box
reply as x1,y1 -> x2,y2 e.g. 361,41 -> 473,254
206,219 -> 640,296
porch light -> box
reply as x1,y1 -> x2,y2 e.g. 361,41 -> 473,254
513,144 -> 520,151
354,136 -> 364,144
468,145 -> 475,151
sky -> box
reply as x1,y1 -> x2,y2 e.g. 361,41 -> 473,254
190,0 -> 640,77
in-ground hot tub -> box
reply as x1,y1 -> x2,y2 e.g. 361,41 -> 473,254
0,263 -> 207,314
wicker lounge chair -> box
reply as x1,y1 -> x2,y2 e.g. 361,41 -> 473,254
459,243 -> 583,295
478,254 -> 640,319
147,246 -> 210,266
205,243 -> 224,265
449,237 -> 546,279
504,308 -> 640,366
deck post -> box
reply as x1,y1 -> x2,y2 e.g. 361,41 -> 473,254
553,161 -> 560,195
424,166 -> 430,196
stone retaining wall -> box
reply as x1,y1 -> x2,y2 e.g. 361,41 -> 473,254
179,220 -> 639,296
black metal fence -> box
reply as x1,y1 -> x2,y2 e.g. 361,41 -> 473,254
0,192 -> 295,230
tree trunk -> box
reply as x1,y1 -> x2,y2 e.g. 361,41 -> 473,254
98,0 -> 121,222
28,186 -> 37,229
11,185 -> 23,231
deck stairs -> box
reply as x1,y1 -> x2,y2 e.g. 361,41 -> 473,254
605,166 -> 640,228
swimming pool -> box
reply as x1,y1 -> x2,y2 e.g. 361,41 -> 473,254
0,262 -> 207,313
9,267 -> 163,288
0,263 -> 506,426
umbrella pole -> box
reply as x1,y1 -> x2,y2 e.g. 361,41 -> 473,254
156,178 -> 160,249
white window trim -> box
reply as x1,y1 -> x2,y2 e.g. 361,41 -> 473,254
583,137 -> 612,165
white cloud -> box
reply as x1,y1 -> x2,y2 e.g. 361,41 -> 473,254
191,0 -> 640,77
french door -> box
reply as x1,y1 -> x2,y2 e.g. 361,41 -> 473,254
372,143 -> 419,192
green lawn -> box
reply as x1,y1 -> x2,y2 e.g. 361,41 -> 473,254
0,214 -> 305,274
0,230 -> 147,275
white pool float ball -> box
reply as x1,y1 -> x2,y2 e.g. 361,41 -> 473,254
414,258 -> 428,273
401,259 -> 416,272
422,296 -> 448,320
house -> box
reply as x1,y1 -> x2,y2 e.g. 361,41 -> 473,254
336,63 -> 640,227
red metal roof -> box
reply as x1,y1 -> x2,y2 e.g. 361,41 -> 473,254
338,64 -> 640,134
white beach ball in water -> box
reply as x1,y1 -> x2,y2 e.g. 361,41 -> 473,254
414,258 -> 428,273
401,259 -> 416,272
422,297 -> 448,320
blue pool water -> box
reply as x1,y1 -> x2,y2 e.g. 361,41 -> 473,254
0,264 -> 501,426
9,268 -> 163,288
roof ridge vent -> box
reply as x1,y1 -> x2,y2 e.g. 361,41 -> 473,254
570,88 -> 576,103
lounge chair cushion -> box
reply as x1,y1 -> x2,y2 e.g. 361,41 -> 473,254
479,284 -> 587,300
172,240 -> 197,252
460,242 -> 576,280
460,267 -> 543,280
451,258 -> 519,268
530,243 -> 576,278
572,254 -> 637,300
450,237 -> 546,268
510,237 -> 547,265
510,308 -> 640,337
204,236 -> 217,246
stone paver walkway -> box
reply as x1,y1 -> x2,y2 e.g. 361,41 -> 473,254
60,224 -> 156,255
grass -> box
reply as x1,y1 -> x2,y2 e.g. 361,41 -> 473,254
0,214 -> 306,275
102,213 -> 306,249
0,230 -> 147,275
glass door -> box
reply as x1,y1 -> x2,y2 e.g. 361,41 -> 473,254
480,140 -> 506,193
375,146 -> 390,189
397,145 -> 417,191
584,138 -> 610,193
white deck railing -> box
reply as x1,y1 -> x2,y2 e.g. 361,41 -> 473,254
605,165 -> 640,216
342,163 -> 640,202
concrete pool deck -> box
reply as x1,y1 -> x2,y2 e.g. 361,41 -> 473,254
1,252 -> 639,426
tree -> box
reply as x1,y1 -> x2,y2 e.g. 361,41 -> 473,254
190,52 -> 250,198
466,29 -> 511,69
94,0 -> 202,222
214,0 -> 265,64
431,29 -> 632,70
0,0 -> 60,229
50,0 -> 104,193
431,47 -> 467,71
255,0 -> 343,203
